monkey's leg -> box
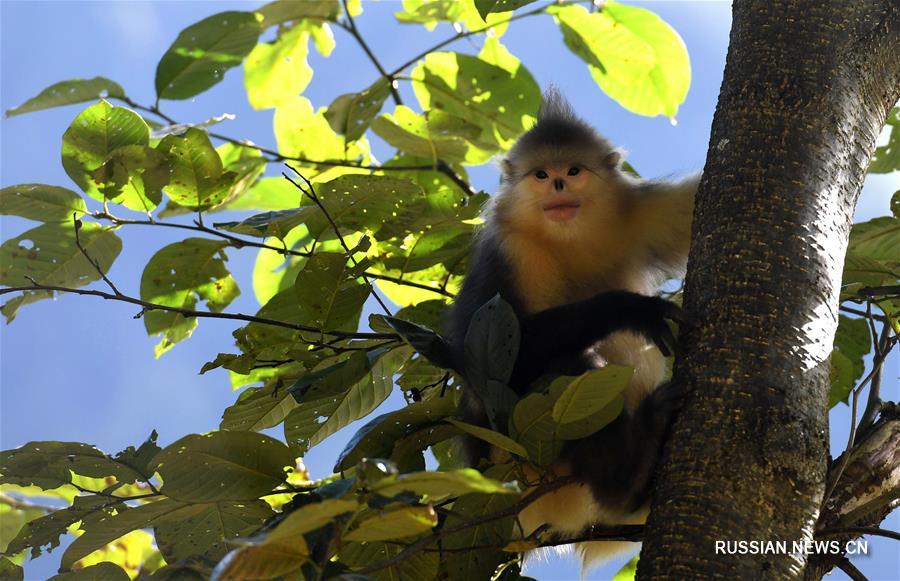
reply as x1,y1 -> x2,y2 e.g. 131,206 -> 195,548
513,291 -> 683,386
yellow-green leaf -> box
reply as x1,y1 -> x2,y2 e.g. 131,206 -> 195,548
370,469 -> 517,500
445,419 -> 529,459
345,505 -> 437,542
157,128 -> 236,209
244,24 -> 313,110
551,2 -> 690,119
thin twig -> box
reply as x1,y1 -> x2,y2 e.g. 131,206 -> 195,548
0,283 -> 395,342
858,323 -> 894,435
839,305 -> 887,321
92,211 -> 454,300
73,215 -> 122,296
337,0 -> 402,105
284,166 -> 393,316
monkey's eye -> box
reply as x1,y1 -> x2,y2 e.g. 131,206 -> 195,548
567,166 -> 581,176
534,170 -> 549,180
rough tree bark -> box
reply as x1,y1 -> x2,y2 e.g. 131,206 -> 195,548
638,1 -> 899,579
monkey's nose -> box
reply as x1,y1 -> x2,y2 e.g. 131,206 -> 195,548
553,178 -> 565,191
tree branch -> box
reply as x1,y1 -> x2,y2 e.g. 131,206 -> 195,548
0,283 -> 395,342
284,166 -> 393,316
337,0 -> 402,106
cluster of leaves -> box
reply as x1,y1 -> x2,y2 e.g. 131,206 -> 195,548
0,0 -> 896,579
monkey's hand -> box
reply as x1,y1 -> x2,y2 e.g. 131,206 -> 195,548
588,292 -> 688,357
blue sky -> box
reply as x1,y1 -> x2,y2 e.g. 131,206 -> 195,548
1,1 -> 897,580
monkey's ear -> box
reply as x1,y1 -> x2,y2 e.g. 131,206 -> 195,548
500,158 -> 514,177
603,150 -> 622,169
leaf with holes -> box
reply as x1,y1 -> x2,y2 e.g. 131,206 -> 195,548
154,500 -> 274,562
0,222 -> 121,322
155,11 -> 261,100
372,106 -> 470,164
326,79 -> 392,142
61,100 -> 151,203
157,128 -> 237,210
151,431 -> 293,502
139,238 -> 239,356
294,252 -> 368,332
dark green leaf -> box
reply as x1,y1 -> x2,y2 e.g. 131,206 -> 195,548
257,0 -> 341,28
445,418 -> 528,459
6,496 -> 121,559
5,77 -> 125,117
326,79 -> 392,142
113,431 -> 161,479
0,442 -> 140,489
154,500 -> 274,562
151,431 -> 293,502
379,316 -> 454,370
340,540 -> 438,581
155,11 -> 262,100
474,0 -> 536,19
221,382 -> 298,431
294,253 -> 369,331
335,395 -> 457,471
61,499 -> 184,570
0,557 -> 23,581
0,184 -> 87,222
848,216 -> 900,262
50,562 -> 129,581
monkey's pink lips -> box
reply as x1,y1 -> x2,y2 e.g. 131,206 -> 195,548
543,197 -> 581,221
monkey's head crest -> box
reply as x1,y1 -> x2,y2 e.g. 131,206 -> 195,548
502,88 -> 620,181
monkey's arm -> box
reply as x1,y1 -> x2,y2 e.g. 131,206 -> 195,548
512,291 -> 683,387
632,175 -> 699,275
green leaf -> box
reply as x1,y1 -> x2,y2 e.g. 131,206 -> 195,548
841,254 -> 899,291
441,463 -> 517,581
550,2 -> 690,119
139,238 -> 240,356
511,370 -> 627,464
212,538 -> 308,581
0,557 -> 23,581
828,351 -> 855,409
285,348 -> 407,454
372,106 -> 470,164
340,540 -> 438,581
410,51 -> 540,151
294,253 -> 368,331
613,554 -> 639,581
221,383 -> 299,431
157,128 -> 237,210
257,0 -> 341,28
869,107 -> 899,174
61,101 -> 150,202
832,315 -> 872,397
0,222 -> 122,322
445,418 -> 528,459
378,315 -> 455,369
266,498 -> 358,542
151,431 -> 293,502
154,500 -> 274,562
90,144 -> 170,212
848,216 -> 900,263
335,395 -> 458,471
113,431 -> 161,479
474,0 -> 536,19
464,295 -> 520,386
326,79 -> 392,142
345,505 -> 437,542
6,496 -> 122,559
155,11 -> 262,100
369,468 -> 517,499
395,0 -> 511,36
551,365 -> 632,435
251,228 -> 310,306
244,24 -> 313,110
5,77 -> 125,118
51,562 -> 130,581
273,96 -> 373,182
220,176 -> 299,212
0,184 -> 87,222
61,499 -> 184,570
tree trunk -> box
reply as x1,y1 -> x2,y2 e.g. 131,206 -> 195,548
638,1 -> 899,579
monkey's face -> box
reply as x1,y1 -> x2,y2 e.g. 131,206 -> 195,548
526,163 -> 593,222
